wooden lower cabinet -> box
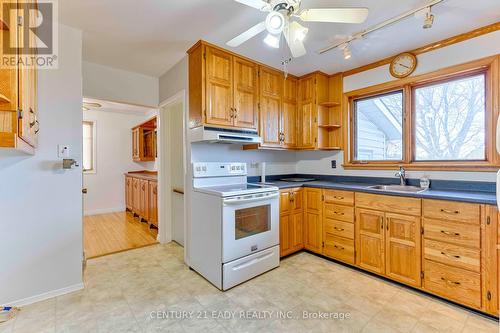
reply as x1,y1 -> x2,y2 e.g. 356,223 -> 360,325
303,188 -> 322,254
125,173 -> 158,227
355,208 -> 385,274
279,188 -> 303,257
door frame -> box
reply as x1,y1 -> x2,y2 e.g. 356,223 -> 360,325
158,90 -> 187,253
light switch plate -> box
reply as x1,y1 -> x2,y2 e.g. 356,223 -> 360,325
58,144 -> 70,158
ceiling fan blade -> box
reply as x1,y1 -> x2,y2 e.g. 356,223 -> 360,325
234,0 -> 271,11
299,8 -> 369,23
227,21 -> 266,47
284,22 -> 307,58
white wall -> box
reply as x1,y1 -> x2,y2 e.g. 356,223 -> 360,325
83,61 -> 159,107
159,56 -> 188,104
296,31 -> 500,183
0,25 -> 84,305
83,110 -> 156,216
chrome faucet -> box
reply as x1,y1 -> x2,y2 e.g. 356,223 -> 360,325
395,166 -> 406,186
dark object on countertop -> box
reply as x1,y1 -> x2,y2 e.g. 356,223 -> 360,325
281,178 -> 317,182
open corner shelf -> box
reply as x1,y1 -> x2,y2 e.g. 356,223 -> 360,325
0,93 -> 11,104
319,101 -> 341,107
318,124 -> 341,129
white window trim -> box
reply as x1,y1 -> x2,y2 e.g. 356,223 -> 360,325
83,120 -> 97,174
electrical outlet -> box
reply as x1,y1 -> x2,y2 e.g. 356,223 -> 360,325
331,160 -> 337,169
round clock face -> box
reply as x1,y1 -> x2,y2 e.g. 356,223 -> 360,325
390,53 -> 417,78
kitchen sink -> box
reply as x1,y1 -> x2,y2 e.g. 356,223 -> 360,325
368,185 -> 427,194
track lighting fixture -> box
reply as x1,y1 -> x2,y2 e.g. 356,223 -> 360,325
423,8 -> 434,29
341,43 -> 352,60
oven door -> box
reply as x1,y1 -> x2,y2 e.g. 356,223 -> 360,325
222,191 -> 279,263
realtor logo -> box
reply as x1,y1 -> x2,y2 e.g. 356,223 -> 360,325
1,0 -> 58,69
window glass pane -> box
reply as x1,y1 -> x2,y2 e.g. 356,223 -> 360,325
414,74 -> 485,161
83,122 -> 94,171
354,91 -> 403,161
235,205 -> 270,240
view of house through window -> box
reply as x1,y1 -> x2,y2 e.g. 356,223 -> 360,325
354,90 -> 403,161
83,121 -> 95,172
413,74 -> 486,161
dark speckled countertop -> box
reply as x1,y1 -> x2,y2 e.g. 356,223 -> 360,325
248,175 -> 497,205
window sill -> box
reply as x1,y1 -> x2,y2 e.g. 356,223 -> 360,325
342,162 -> 500,172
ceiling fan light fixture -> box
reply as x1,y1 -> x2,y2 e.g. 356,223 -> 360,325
265,11 -> 285,35
291,21 -> 308,42
264,33 -> 280,48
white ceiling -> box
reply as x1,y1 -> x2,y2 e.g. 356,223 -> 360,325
83,98 -> 156,114
60,0 -> 500,78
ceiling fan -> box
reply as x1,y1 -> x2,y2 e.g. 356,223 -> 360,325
227,0 -> 369,58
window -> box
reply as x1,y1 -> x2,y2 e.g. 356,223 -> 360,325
413,74 -> 486,161
83,121 -> 96,173
354,91 -> 403,161
345,56 -> 497,170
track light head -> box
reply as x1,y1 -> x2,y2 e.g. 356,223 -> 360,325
423,8 -> 434,29
342,43 -> 352,60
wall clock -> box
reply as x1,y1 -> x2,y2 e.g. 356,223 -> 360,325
389,52 -> 417,79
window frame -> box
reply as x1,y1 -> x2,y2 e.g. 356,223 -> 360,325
344,55 -> 499,171
83,120 -> 97,174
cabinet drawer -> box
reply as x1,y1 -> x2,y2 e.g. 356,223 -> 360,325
323,234 -> 354,264
324,218 -> 354,240
424,239 -> 480,273
423,199 -> 480,225
324,190 -> 354,206
423,218 -> 480,248
324,204 -> 354,223
355,193 -> 421,216
423,260 -> 481,309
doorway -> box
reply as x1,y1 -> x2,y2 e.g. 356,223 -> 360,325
158,91 -> 186,246
82,98 -> 159,259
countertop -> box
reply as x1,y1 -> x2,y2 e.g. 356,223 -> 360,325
125,171 -> 157,181
253,180 -> 497,205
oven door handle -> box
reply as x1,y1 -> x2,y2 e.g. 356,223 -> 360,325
223,192 -> 279,205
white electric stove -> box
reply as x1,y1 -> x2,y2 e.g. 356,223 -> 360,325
190,162 -> 280,290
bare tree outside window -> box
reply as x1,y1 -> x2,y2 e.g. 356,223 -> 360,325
414,74 -> 485,161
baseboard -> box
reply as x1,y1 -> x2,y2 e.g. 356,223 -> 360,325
84,207 -> 125,216
4,283 -> 84,307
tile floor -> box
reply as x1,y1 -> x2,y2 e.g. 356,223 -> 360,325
0,243 -> 498,333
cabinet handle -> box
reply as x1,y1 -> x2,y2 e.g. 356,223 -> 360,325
386,220 -> 389,230
440,208 -> 460,214
440,230 -> 460,237
234,108 -> 238,118
440,251 -> 461,259
142,185 -> 145,190
333,245 -> 345,251
440,277 -> 461,285
333,227 -> 344,231
333,212 -> 344,216
380,217 -> 384,229
334,196 -> 344,200
34,120 -> 39,134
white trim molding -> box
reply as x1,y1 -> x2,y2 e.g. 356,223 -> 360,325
4,283 -> 84,307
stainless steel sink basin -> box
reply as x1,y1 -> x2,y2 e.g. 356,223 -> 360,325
368,185 -> 427,194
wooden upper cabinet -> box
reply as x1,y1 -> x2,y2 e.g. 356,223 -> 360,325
259,67 -> 282,147
385,213 -> 421,287
356,208 -> 385,274
281,77 -> 298,148
205,46 -> 233,127
132,117 -> 156,162
233,57 -> 258,129
298,75 -> 317,149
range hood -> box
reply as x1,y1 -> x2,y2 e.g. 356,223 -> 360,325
190,126 -> 261,144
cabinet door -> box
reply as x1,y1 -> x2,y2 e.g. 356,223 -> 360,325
304,188 -> 322,253
290,210 -> 303,252
0,0 -> 18,112
205,46 -> 233,127
280,214 -> 291,257
233,57 -> 258,129
140,179 -> 149,220
298,76 -> 317,149
132,178 -> 140,213
483,205 -> 499,316
356,208 -> 385,274
259,67 -> 282,147
281,77 -> 297,148
125,177 -> 132,210
149,181 -> 158,227
280,190 -> 291,215
291,188 -> 303,212
132,128 -> 140,160
385,213 -> 421,286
